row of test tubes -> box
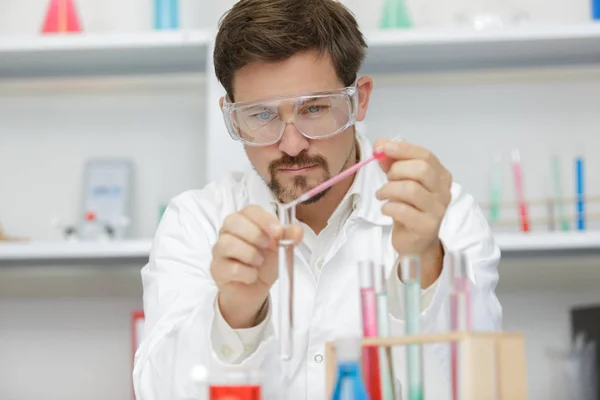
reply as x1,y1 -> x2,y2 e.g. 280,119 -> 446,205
347,252 -> 472,400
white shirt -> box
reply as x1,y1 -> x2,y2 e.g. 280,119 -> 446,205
133,134 -> 502,400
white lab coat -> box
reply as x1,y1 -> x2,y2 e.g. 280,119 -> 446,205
133,135 -> 502,400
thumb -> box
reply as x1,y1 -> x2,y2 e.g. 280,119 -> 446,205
283,224 -> 303,245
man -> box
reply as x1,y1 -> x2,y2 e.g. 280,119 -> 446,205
133,0 -> 502,399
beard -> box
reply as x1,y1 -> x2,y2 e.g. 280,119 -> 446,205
266,151 -> 330,204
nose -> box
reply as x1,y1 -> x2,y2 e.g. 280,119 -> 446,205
278,122 -> 309,157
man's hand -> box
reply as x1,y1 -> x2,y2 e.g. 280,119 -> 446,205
374,139 -> 452,286
211,205 -> 303,329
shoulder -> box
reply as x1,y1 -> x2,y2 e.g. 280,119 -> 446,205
441,182 -> 495,245
156,172 -> 254,243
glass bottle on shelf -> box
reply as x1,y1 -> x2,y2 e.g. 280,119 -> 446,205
331,337 -> 369,400
380,0 -> 414,29
454,0 -> 529,30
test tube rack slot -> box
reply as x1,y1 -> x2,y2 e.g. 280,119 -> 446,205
325,331 -> 527,400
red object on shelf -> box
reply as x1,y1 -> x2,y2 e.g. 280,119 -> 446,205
131,311 -> 145,400
209,385 -> 261,400
41,0 -> 82,34
85,211 -> 96,222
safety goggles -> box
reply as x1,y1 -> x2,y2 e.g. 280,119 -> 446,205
222,83 -> 359,147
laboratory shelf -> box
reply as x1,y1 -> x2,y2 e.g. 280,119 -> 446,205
2,24 -> 600,79
363,23 -> 600,74
496,231 -> 600,253
0,30 -> 210,80
0,239 -> 153,263
495,231 -> 600,291
1,233 -> 600,293
1,232 -> 599,263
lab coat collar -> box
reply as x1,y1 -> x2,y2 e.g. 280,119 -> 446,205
245,130 -> 392,227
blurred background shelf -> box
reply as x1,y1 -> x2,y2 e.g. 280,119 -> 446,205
3,24 -> 600,80
2,232 -> 600,263
0,240 -> 153,263
496,232 -> 600,291
496,231 -> 600,253
0,30 -> 210,80
363,23 -> 600,74
1,233 -> 598,294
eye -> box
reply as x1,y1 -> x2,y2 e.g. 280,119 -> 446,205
252,110 -> 275,121
303,105 -> 328,115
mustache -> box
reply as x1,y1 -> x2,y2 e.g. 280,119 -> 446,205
268,151 -> 328,175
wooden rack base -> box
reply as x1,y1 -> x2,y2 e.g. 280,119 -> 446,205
325,332 -> 527,400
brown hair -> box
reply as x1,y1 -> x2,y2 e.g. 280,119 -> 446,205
213,0 -> 367,101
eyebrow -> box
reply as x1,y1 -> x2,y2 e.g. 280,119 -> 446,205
297,97 -> 328,105
243,104 -> 277,113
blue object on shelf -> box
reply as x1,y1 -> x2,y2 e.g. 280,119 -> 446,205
331,338 -> 368,400
154,0 -> 179,30
576,156 -> 585,231
331,361 -> 369,400
593,0 -> 600,20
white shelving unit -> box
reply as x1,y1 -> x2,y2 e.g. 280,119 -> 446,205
1,233 -> 599,292
496,231 -> 600,253
0,30 -> 210,79
0,232 -> 599,262
3,24 -> 600,80
364,23 -> 600,74
0,239 -> 152,262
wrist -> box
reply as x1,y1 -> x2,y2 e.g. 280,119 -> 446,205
397,239 -> 444,288
218,292 -> 269,329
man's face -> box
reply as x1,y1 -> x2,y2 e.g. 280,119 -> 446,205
228,51 -> 372,204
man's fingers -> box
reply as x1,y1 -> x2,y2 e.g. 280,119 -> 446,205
212,259 -> 259,285
378,140 -> 443,169
381,202 -> 435,234
221,212 -> 272,249
282,224 -> 303,245
386,160 -> 439,192
376,181 -> 434,213
216,233 -> 265,267
241,205 -> 283,239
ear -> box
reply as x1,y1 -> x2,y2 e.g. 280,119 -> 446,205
356,76 -> 373,122
219,96 -> 225,110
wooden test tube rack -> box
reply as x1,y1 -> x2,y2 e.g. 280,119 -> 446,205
325,332 -> 528,400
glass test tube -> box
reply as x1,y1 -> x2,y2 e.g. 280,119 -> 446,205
278,205 -> 295,361
359,261 -> 382,400
401,255 -> 424,400
450,252 -> 471,332
449,251 -> 471,400
373,263 -> 395,400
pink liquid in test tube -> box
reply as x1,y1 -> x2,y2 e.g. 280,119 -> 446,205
449,252 -> 471,400
359,261 -> 382,400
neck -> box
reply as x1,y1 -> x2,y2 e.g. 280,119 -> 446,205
296,140 -> 359,235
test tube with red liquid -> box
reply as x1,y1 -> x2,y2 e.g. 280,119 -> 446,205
359,261 -> 382,400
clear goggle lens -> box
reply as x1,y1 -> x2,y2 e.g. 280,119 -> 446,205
224,89 -> 357,146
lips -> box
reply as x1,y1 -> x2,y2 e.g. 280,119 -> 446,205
279,165 -> 318,173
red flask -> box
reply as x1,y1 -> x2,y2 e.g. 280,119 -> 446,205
42,0 -> 82,34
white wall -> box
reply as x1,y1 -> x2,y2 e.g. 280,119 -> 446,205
0,296 -> 142,400
2,0 -> 600,399
0,79 -> 206,240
